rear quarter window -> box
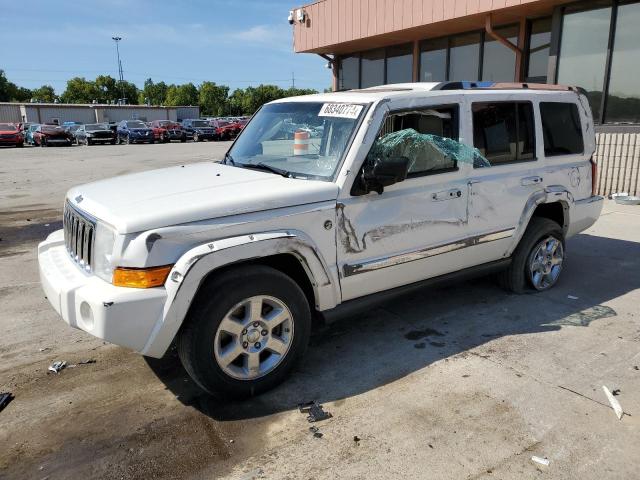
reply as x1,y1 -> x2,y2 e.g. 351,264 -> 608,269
540,102 -> 584,156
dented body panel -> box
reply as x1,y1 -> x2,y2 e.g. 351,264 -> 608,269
38,83 -> 603,358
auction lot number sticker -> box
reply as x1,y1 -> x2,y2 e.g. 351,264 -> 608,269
319,103 -> 363,119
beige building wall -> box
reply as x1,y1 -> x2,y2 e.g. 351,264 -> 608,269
293,0 -> 571,53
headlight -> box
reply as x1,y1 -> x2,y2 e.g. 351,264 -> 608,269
93,221 -> 116,282
86,132 -> 94,137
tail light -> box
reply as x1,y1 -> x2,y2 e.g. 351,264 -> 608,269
591,156 -> 598,196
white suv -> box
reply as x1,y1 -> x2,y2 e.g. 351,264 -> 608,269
38,82 -> 603,398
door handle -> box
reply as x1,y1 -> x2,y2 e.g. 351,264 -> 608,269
431,189 -> 462,201
521,176 -> 543,186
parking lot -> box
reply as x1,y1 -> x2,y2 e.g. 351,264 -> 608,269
1,143 -> 639,480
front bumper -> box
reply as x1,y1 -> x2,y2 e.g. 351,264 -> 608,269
38,230 -> 167,353
567,195 -> 604,238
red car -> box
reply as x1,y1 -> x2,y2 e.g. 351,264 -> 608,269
209,119 -> 239,140
150,120 -> 187,143
33,124 -> 74,147
0,123 -> 24,147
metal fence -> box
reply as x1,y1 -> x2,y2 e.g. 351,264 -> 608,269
594,133 -> 640,197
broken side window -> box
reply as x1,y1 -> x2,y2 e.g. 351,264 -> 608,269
368,105 -> 490,174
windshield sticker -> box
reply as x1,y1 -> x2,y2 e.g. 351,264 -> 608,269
319,103 -> 363,119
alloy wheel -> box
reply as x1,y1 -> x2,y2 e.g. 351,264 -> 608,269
528,236 -> 564,290
213,295 -> 294,380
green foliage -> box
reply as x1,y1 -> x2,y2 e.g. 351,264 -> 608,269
199,82 -> 229,116
165,83 -> 199,106
1,69 -> 319,114
31,85 -> 57,103
0,69 -> 33,102
59,75 -> 138,104
60,77 -> 96,103
139,78 -> 168,105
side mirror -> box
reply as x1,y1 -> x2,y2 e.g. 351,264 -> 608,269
353,156 -> 410,195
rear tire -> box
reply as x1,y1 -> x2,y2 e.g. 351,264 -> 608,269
178,265 -> 311,399
497,217 -> 565,294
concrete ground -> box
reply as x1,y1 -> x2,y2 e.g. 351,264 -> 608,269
0,143 -> 638,480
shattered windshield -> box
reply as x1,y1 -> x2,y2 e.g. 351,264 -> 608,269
227,102 -> 367,180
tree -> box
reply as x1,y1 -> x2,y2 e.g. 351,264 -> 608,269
139,78 -> 168,105
0,70 -> 12,101
61,77 -> 98,103
165,83 -> 198,106
0,69 -> 32,102
118,80 -> 140,105
31,85 -> 57,103
199,82 -> 229,116
60,76 -> 138,104
94,75 -> 118,103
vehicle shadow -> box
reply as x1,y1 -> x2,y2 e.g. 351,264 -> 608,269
145,233 -> 640,421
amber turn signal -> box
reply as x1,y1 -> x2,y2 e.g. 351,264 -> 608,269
112,265 -> 173,288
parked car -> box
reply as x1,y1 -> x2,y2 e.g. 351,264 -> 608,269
0,122 -> 24,147
33,124 -> 74,147
181,119 -> 216,142
117,120 -> 155,144
38,82 -> 603,399
64,124 -> 82,144
209,119 -> 238,140
24,124 -> 40,145
150,120 -> 187,143
76,123 -> 117,145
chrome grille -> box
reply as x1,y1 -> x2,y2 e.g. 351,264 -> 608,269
63,202 -> 96,271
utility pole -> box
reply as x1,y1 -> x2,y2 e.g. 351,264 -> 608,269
292,71 -> 295,90
112,36 -> 126,104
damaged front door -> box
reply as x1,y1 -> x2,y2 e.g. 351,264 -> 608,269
337,104 -> 479,301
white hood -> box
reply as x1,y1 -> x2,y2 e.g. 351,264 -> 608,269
67,162 -> 339,233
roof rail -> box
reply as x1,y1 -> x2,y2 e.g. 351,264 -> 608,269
433,81 -> 579,92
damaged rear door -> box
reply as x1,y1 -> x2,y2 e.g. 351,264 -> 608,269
337,101 -> 480,301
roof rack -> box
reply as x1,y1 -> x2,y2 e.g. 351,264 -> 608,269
433,81 -> 579,92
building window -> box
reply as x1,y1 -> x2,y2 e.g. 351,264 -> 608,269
449,33 -> 481,81
419,27 -> 519,84
386,44 -> 413,84
482,26 -> 519,82
472,102 -> 536,165
419,38 -> 448,82
339,55 -> 359,90
360,49 -> 385,88
526,17 -> 552,83
540,102 -> 584,156
605,1 -> 640,123
557,5 -> 612,121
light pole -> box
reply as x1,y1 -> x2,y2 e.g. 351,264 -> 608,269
112,36 -> 126,104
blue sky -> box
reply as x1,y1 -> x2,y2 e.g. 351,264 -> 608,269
0,0 -> 331,94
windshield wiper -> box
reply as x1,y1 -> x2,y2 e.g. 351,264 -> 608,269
247,163 -> 291,178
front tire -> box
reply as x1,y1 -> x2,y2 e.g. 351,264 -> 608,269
497,217 -> 565,293
178,265 -> 311,399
